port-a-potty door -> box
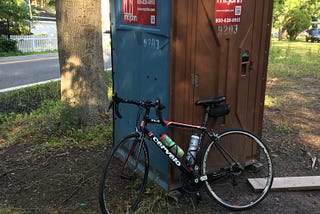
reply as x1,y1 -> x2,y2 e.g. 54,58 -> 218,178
169,0 -> 274,186
110,0 -> 171,189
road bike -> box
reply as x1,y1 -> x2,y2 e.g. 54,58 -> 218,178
99,94 -> 273,213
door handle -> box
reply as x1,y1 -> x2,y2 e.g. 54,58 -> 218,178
191,74 -> 199,87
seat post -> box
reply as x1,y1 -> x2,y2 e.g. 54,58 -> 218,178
202,106 -> 211,127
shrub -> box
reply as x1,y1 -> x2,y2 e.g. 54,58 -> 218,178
283,8 -> 311,40
0,37 -> 18,52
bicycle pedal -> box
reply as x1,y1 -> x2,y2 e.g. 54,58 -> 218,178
249,162 -> 263,172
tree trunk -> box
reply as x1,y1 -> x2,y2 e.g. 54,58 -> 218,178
56,0 -> 108,125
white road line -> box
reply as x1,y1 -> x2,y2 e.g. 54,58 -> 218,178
0,78 -> 61,93
0,67 -> 112,93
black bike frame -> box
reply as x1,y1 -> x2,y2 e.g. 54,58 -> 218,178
112,95 -> 213,182
141,117 -> 208,178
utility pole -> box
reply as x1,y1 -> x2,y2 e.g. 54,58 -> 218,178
27,0 -> 33,34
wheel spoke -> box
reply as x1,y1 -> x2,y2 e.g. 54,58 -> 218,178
99,134 -> 149,213
202,130 -> 273,210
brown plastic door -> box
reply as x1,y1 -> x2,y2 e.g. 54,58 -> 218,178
191,0 -> 257,132
171,0 -> 273,130
169,0 -> 273,188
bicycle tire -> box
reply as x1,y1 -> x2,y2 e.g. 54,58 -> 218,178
99,133 -> 149,213
202,129 -> 273,210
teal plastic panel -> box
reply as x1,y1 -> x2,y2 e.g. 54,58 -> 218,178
110,0 -> 171,189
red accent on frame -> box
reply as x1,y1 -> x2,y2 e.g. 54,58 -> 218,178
164,120 -> 171,125
147,131 -> 153,137
140,120 -> 145,129
122,141 -> 138,173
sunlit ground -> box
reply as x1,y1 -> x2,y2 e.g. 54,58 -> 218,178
265,39 -> 320,149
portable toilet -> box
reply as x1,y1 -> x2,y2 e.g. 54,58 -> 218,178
110,0 -> 274,190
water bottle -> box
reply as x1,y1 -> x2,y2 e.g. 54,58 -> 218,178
186,134 -> 200,167
160,134 -> 185,158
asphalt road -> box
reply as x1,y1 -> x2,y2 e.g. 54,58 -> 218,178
0,50 -> 112,92
0,53 -> 59,90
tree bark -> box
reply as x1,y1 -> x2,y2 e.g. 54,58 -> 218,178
56,0 -> 108,125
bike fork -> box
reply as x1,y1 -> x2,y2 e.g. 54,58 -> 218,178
121,133 -> 144,179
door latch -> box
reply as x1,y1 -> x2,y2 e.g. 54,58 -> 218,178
191,74 -> 199,87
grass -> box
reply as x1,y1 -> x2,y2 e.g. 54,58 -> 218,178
265,39 -> 320,149
0,81 -> 60,116
267,39 -> 320,98
0,99 -> 113,152
0,69 -> 113,151
268,39 -> 320,80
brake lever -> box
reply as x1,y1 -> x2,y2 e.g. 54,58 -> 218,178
107,100 -> 114,112
114,101 -> 122,118
109,93 -> 123,118
155,99 -> 166,125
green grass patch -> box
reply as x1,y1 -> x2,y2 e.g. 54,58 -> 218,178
1,98 -> 112,152
0,69 -> 112,118
0,81 -> 60,116
268,39 -> 320,80
267,39 -> 320,111
266,39 -> 320,148
0,69 -> 113,151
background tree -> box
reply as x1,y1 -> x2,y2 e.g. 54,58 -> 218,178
300,0 -> 320,19
30,0 -> 55,13
31,0 -> 52,7
307,0 -> 320,25
283,8 -> 311,40
273,0 -> 319,40
273,0 -> 285,40
272,0 -> 285,27
56,0 -> 108,126
0,0 -> 30,35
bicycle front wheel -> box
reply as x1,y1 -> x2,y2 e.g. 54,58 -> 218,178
99,133 -> 149,213
202,129 -> 273,211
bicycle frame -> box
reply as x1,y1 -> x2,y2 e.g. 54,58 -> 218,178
111,94 -> 228,184
140,116 -> 210,182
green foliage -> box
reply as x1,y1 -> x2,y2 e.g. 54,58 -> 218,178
273,0 -> 286,28
0,68 -> 113,150
1,99 -> 112,151
105,68 -> 113,99
0,37 -> 18,52
273,0 -> 320,40
59,101 -> 81,129
0,81 -> 60,116
32,0 -> 56,7
0,0 -> 30,35
283,8 -> 311,40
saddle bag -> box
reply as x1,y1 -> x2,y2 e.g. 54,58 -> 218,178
209,104 -> 230,117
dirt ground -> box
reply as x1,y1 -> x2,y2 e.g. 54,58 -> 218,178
1,79 -> 320,213
1,117 -> 319,214
1,121 -> 319,212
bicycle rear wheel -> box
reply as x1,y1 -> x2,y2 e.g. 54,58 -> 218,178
99,133 -> 149,213
202,129 -> 273,210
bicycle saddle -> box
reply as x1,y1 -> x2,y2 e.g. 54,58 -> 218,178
195,96 -> 226,106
